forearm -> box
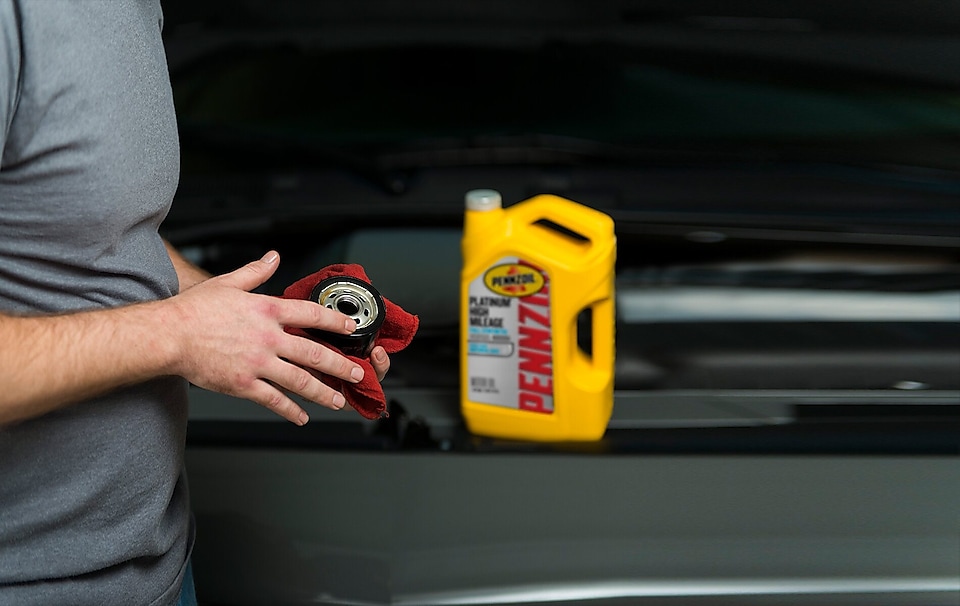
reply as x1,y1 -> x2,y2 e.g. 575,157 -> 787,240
164,239 -> 211,291
0,251 -> 373,428
0,301 -> 181,426
1,240 -> 206,424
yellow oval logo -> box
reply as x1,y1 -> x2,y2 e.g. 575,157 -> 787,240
484,264 -> 545,297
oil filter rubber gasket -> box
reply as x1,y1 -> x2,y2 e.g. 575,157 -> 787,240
307,275 -> 385,357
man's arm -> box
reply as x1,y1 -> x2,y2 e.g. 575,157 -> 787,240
0,297 -> 185,423
0,251 -> 367,427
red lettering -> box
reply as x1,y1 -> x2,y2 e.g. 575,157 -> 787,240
519,392 -> 550,413
517,259 -> 553,413
523,292 -> 549,308
519,372 -> 552,395
519,326 -> 551,351
519,349 -> 551,376
518,305 -> 550,329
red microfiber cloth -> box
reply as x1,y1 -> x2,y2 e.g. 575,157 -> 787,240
282,263 -> 419,419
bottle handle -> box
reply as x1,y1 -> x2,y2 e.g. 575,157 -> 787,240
572,295 -> 615,383
515,195 -> 615,248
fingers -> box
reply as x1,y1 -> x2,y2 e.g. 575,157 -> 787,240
370,346 -> 390,382
265,358 -> 349,413
279,335 -> 364,384
219,251 -> 357,335
244,354 -> 354,424
243,379 -> 310,426
277,298 -> 358,335
217,250 -> 281,293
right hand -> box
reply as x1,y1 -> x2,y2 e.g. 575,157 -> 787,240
166,251 -> 364,425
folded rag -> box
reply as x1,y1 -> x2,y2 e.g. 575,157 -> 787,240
282,263 -> 419,419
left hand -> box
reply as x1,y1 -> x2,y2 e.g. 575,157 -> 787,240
369,345 -> 391,382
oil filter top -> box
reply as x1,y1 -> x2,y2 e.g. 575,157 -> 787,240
307,275 -> 385,357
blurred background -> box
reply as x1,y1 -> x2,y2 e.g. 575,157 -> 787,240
158,1 -> 960,604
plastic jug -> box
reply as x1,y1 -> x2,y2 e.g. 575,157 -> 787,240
460,190 -> 616,441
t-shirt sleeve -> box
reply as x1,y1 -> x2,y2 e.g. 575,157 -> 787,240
0,0 -> 22,154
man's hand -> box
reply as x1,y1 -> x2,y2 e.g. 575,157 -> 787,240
0,249 -> 391,427
168,251 -> 376,425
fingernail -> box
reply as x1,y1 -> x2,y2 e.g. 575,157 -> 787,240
298,411 -> 309,426
374,348 -> 387,363
344,318 -> 356,332
350,366 -> 364,382
261,251 -> 278,264
333,393 -> 346,408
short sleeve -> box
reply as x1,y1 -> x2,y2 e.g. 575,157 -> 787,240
0,0 -> 22,157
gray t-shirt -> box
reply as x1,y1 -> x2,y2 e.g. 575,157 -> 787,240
0,1 -> 191,605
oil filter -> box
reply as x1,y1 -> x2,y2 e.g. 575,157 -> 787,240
307,275 -> 385,357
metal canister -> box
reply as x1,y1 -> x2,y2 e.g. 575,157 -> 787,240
307,275 -> 385,357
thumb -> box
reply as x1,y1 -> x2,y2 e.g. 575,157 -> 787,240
218,250 -> 281,292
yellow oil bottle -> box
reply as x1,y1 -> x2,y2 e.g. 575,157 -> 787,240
460,190 -> 616,441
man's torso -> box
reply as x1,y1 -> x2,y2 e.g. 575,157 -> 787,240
0,1 -> 191,605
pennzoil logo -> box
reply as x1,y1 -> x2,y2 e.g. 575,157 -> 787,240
484,263 -> 545,297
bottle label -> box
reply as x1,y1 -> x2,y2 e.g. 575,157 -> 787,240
467,257 -> 553,413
